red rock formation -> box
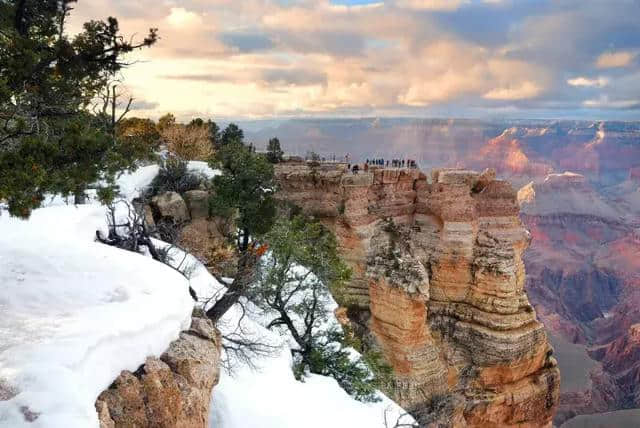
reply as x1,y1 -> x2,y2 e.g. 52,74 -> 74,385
276,162 -> 560,427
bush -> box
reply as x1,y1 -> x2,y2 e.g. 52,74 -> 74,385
162,123 -> 213,161
146,157 -> 204,197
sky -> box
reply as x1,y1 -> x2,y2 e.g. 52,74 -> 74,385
69,0 -> 640,121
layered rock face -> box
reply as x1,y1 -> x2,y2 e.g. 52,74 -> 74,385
95,313 -> 221,428
276,162 -> 560,427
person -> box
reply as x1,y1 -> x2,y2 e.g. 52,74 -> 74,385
402,159 -> 405,168
364,162 -> 369,172
352,164 -> 359,174
348,163 -> 351,171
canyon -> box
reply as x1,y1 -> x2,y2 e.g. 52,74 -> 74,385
275,162 -> 560,427
250,118 -> 639,425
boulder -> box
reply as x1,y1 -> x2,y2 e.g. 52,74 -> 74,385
95,315 -> 221,428
151,192 -> 189,223
183,190 -> 210,220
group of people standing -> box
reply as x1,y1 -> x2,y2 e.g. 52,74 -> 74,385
364,158 -> 418,169
346,157 -> 419,174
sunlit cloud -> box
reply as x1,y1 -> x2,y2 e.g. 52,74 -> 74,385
596,51 -> 636,69
567,76 -> 609,88
67,0 -> 640,119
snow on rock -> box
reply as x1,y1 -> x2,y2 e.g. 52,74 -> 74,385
0,172 -> 195,427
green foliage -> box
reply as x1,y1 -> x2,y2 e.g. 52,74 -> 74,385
207,120 -> 220,147
0,0 -> 157,217
219,123 -> 244,147
266,137 -> 284,163
209,140 -> 275,249
296,329 -> 391,402
254,214 -> 386,402
146,156 -> 204,197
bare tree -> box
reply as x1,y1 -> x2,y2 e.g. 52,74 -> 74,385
96,199 -> 197,299
383,408 -> 419,428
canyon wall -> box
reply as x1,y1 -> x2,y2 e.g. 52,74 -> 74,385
276,162 -> 560,427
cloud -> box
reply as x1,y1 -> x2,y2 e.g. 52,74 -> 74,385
394,0 -> 469,10
484,81 -> 542,100
166,7 -> 203,28
261,69 -> 328,86
66,0 -> 640,119
131,100 -> 160,111
220,31 -> 274,53
596,51 -> 636,68
583,96 -> 640,110
567,76 -> 609,88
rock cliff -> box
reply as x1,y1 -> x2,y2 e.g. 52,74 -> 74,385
276,162 -> 560,427
95,313 -> 221,428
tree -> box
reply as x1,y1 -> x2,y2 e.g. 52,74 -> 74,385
266,137 -> 284,163
157,113 -> 176,132
117,117 -> 161,152
188,117 -> 204,128
206,119 -> 220,148
0,0 -> 157,217
205,139 -> 276,322
219,123 -> 244,147
252,215 -> 391,402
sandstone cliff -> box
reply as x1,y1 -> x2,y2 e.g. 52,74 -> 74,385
276,162 -> 560,427
95,313 -> 221,428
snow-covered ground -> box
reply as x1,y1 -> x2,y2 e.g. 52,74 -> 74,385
0,162 -> 408,428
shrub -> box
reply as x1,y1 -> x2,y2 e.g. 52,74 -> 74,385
147,157 -> 204,197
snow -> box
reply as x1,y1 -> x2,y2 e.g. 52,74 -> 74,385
185,255 -> 410,428
0,159 -> 409,428
0,204 -> 195,428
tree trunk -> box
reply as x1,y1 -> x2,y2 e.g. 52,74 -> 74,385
206,250 -> 258,323
74,191 -> 87,205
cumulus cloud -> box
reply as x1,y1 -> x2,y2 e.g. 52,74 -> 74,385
596,51 -> 636,69
66,0 -> 640,119
166,7 -> 203,29
567,76 -> 609,88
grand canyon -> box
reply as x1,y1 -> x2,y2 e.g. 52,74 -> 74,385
250,118 -> 640,425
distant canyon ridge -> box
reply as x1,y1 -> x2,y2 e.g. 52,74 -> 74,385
250,119 -> 640,426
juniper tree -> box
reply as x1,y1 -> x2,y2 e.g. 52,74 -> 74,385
253,215 -> 392,402
266,137 -> 284,163
0,0 -> 157,217
205,139 -> 276,322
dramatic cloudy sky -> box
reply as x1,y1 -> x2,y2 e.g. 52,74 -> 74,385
69,0 -> 640,121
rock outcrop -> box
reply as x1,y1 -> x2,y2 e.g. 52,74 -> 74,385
95,313 -> 221,428
275,162 -> 560,427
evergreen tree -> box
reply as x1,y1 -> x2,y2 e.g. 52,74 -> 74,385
266,137 -> 284,163
253,214 -> 391,402
0,0 -> 157,217
206,119 -> 220,148
205,137 -> 276,322
219,123 -> 244,147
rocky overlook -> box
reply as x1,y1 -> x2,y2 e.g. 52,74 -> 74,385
275,161 -> 560,427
